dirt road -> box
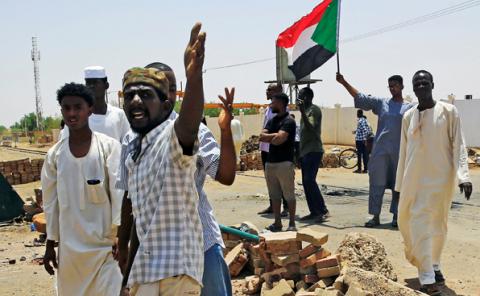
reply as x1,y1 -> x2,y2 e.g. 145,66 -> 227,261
0,147 -> 479,295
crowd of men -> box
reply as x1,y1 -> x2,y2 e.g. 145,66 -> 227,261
40,23 -> 472,296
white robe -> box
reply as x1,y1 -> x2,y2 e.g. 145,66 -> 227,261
42,132 -> 123,296
395,101 -> 470,273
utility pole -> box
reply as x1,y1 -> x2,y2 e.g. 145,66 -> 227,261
31,37 -> 43,131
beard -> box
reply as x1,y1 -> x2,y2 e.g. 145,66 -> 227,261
130,109 -> 173,135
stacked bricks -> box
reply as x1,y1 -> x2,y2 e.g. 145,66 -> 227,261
221,226 -> 343,295
239,151 -> 263,171
0,158 -> 44,185
225,243 -> 249,277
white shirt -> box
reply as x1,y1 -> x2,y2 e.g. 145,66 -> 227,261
41,132 -> 123,295
60,104 -> 130,143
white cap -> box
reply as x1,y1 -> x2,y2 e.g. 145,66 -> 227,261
84,66 -> 107,79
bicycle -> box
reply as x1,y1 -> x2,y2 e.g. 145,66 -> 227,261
338,147 -> 358,169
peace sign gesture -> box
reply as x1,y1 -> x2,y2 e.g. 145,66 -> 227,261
218,87 -> 235,130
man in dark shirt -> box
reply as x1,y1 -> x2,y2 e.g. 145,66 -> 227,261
260,93 -> 297,232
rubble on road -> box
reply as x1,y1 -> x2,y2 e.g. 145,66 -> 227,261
223,226 -> 426,296
338,267 -> 426,296
321,153 -> 340,168
223,225 -> 343,296
336,232 -> 397,281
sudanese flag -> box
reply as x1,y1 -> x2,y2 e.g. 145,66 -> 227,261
277,0 -> 339,80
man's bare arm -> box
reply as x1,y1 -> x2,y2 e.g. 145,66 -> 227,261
216,87 -> 236,185
175,23 -> 206,153
336,73 -> 360,98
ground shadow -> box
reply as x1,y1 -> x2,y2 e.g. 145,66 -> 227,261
405,278 -> 463,296
296,220 -> 400,231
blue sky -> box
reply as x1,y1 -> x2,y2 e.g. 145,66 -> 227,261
1,0 -> 479,126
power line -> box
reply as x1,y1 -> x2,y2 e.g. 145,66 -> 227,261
203,0 -> 480,73
203,57 -> 275,72
342,0 -> 480,43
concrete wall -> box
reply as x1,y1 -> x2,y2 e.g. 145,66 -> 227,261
454,99 -> 480,147
205,100 -> 479,148
205,106 -> 378,146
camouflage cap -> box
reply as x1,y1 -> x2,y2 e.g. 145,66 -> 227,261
122,67 -> 169,96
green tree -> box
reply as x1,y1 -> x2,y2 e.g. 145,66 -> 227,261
43,116 -> 62,131
10,112 -> 37,132
10,113 -> 62,132
0,125 -> 6,134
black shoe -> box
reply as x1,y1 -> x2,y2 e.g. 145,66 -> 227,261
434,270 -> 445,285
353,169 -> 362,174
265,223 -> 282,232
299,214 -> 318,221
280,210 -> 288,217
365,217 -> 380,228
258,207 -> 273,215
391,220 -> 398,228
362,169 -> 368,173
419,283 -> 442,295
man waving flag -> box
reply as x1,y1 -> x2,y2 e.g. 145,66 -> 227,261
277,0 -> 340,80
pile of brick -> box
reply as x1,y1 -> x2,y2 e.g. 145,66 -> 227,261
240,135 -> 260,155
223,227 -> 345,295
238,136 -> 264,171
0,158 -> 43,185
239,152 -> 263,171
322,153 -> 340,168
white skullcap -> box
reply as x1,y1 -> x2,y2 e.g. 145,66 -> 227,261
84,66 -> 107,79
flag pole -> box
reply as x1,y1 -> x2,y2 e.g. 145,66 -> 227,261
336,0 -> 342,73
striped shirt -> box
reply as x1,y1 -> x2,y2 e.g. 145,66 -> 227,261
116,112 -> 224,253
123,116 -> 203,286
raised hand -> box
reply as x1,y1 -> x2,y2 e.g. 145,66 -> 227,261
218,87 -> 235,130
459,182 -> 473,200
336,72 -> 346,84
184,22 -> 206,81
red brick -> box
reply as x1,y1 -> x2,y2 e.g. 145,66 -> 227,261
299,243 -> 320,259
263,279 -> 295,296
261,231 -> 297,245
303,274 -> 320,284
271,253 -> 300,266
317,266 -> 341,278
229,253 -> 248,276
296,228 -> 329,247
266,241 -> 301,256
254,267 -> 264,275
315,248 -> 332,259
315,255 -> 339,269
300,251 -> 329,269
225,243 -> 248,276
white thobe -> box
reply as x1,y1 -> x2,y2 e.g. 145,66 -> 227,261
42,132 -> 123,296
395,101 -> 470,284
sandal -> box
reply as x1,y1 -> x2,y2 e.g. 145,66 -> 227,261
365,218 -> 380,228
419,284 -> 442,295
435,270 -> 445,285
266,223 -> 282,232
